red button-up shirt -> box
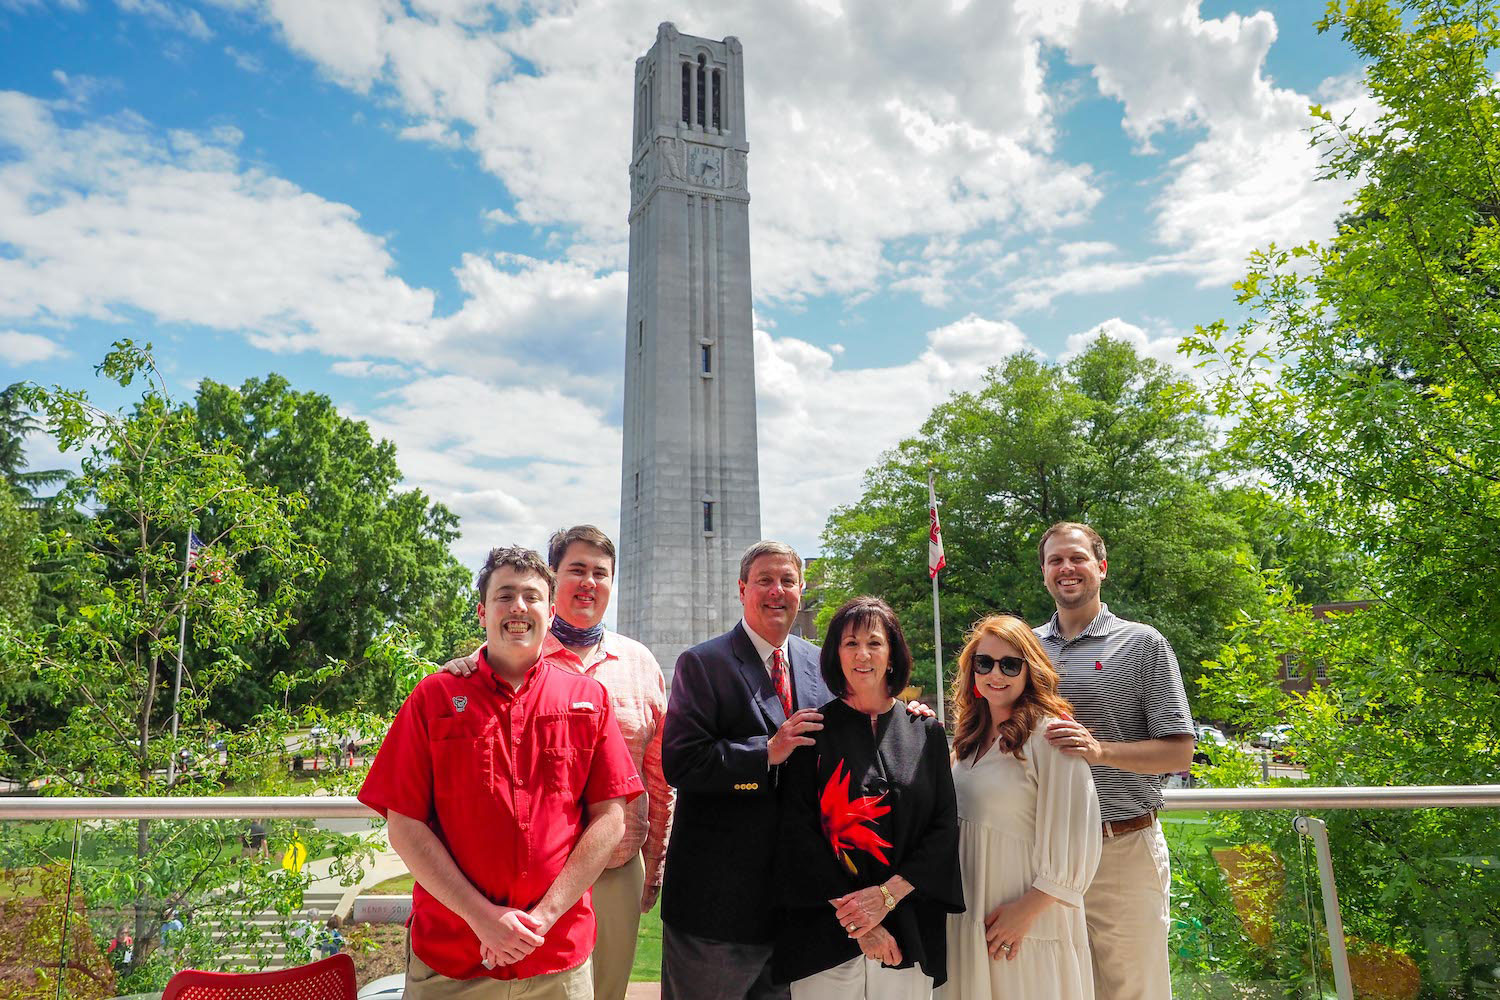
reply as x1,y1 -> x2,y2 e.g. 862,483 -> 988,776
358,647 -> 644,981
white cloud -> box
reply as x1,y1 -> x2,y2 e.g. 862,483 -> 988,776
1032,0 -> 1366,286
352,373 -> 625,567
1058,240 -> 1116,265
224,46 -> 264,73
755,314 -> 1030,549
1008,256 -> 1186,313
49,70 -> 115,109
482,207 -> 516,226
1,0 -> 83,10
1059,316 -> 1186,370
399,119 -> 463,149
330,360 -> 412,379
118,0 -> 213,40
0,91 -> 637,392
0,330 -> 69,363
0,92 -> 436,358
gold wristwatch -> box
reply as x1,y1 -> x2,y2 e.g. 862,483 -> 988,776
879,884 -> 897,910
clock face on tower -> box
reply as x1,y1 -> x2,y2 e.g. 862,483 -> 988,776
686,144 -> 723,188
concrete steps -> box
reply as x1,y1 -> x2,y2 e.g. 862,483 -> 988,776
203,887 -> 346,970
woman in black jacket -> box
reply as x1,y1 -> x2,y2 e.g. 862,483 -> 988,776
774,596 -> 964,998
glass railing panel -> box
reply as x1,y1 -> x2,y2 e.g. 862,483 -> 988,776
0,819 -> 90,1000
1316,806 -> 1499,1000
0,812 -> 385,998
1165,804 -> 1500,999
1166,807 -> 1327,998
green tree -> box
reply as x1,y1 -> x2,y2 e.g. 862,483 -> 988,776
192,375 -> 475,721
820,335 -> 1269,703
0,487 -> 36,626
0,383 -> 70,506
0,382 -> 83,632
1184,0 -> 1500,987
0,344 -> 376,988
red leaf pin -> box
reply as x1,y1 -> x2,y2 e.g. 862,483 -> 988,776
819,760 -> 893,872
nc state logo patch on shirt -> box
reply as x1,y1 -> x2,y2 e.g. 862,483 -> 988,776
451,695 -> 468,713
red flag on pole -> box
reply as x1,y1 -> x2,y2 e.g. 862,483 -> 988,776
928,477 -> 946,579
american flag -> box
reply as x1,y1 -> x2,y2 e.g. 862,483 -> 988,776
928,478 -> 945,580
186,531 -> 206,569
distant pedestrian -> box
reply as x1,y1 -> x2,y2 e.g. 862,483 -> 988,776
243,818 -> 268,859
288,909 -> 321,962
316,916 -> 345,959
161,908 -> 184,947
107,926 -> 133,966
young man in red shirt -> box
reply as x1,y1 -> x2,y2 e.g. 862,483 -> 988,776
360,545 -> 644,999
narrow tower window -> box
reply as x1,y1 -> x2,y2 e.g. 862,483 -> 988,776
681,63 -> 691,123
701,344 -> 712,373
712,70 -> 722,130
634,472 -> 640,504
696,55 -> 707,126
637,81 -> 646,144
638,319 -> 644,349
703,501 -> 714,533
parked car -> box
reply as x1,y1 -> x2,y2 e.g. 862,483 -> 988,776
1252,723 -> 1293,750
1193,723 -> 1231,764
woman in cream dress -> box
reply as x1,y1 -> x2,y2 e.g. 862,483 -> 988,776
938,614 -> 1102,1000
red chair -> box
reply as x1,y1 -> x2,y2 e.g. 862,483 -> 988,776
163,954 -> 358,1000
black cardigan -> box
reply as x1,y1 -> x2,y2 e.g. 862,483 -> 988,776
772,698 -> 964,985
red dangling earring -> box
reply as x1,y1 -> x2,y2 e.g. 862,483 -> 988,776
972,680 -> 982,697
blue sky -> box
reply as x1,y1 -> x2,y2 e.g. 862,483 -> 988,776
0,0 -> 1369,568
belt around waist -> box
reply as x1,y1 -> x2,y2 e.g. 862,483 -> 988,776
1102,810 -> 1157,838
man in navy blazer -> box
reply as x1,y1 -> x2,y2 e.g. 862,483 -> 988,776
659,540 -> 829,1000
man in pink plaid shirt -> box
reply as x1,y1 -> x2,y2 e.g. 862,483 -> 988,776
445,525 -> 674,1000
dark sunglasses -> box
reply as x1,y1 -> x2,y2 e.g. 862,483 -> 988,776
973,653 -> 1025,676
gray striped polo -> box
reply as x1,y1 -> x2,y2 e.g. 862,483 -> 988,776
1034,605 -> 1194,822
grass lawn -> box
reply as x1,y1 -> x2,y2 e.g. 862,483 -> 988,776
1161,809 -> 1233,854
365,874 -> 416,895
632,904 -> 662,982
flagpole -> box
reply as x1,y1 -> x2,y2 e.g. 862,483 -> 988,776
928,466 -> 945,729
166,529 -> 190,786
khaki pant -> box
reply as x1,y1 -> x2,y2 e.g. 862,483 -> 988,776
1084,822 -> 1173,1000
790,955 -> 932,1000
591,853 -> 646,1000
406,937 -> 593,1000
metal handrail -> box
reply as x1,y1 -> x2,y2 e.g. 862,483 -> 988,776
0,784 -> 1497,819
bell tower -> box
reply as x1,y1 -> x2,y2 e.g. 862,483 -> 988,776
618,23 -> 761,682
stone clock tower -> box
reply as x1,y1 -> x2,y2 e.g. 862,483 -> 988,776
618,23 -> 761,683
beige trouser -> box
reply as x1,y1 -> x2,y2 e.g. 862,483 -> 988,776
591,853 -> 646,1000
406,937 -> 593,1000
789,954 -> 932,1000
1084,822 -> 1173,1000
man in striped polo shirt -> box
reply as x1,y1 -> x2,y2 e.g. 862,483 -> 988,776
1035,521 -> 1195,1000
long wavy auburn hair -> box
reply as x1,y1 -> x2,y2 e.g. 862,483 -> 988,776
950,614 -> 1074,764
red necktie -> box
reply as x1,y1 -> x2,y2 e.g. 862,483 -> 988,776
770,648 -> 793,717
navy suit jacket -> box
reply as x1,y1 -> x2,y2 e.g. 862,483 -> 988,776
660,622 -> 831,944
